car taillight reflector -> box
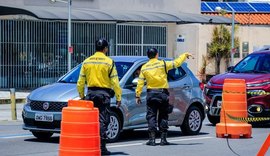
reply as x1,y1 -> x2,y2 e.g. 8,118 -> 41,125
199,82 -> 205,91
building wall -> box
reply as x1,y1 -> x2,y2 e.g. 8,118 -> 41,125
239,25 -> 270,52
167,23 -> 177,58
176,24 -> 270,78
170,24 -> 200,76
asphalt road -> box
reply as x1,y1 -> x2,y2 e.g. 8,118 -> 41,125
0,118 -> 269,156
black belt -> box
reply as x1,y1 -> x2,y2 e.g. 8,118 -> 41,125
88,87 -> 115,98
88,87 -> 111,92
147,88 -> 168,93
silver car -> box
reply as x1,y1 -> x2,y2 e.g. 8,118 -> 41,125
22,56 -> 205,142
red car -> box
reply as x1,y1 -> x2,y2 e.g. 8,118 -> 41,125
204,50 -> 270,125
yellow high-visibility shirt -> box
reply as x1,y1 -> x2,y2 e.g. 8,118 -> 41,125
77,52 -> 122,101
136,52 -> 189,98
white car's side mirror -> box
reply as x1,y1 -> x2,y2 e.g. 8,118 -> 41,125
132,77 -> 139,86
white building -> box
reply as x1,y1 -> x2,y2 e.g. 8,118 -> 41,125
1,0 -> 269,88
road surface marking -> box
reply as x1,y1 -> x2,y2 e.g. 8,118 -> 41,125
108,136 -> 213,148
0,134 -> 33,139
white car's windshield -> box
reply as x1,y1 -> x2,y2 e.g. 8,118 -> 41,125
58,62 -> 134,83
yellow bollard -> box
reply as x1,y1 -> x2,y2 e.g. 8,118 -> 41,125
10,88 -> 17,120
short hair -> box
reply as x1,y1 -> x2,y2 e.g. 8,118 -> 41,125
95,38 -> 109,51
147,48 -> 158,59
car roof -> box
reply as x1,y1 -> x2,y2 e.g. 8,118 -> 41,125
111,56 -> 148,63
110,56 -> 172,63
253,50 -> 270,54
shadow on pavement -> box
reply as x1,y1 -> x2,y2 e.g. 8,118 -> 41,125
252,123 -> 270,128
154,142 -> 203,146
24,136 -> 60,144
205,123 -> 270,128
110,152 -> 129,155
117,130 -> 209,143
23,130 -> 210,144
205,123 -> 216,127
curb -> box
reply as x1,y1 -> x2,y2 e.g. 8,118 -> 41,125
0,99 -> 26,104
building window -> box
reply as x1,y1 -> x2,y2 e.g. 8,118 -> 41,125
242,42 -> 249,58
116,24 -> 167,57
234,47 -> 240,58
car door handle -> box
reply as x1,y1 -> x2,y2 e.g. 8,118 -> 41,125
182,84 -> 191,89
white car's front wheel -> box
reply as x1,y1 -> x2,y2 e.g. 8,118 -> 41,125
32,131 -> 53,141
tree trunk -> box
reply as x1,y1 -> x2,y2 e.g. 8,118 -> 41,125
215,56 -> 221,75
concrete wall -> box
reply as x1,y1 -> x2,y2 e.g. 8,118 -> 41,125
167,23 -> 177,58
171,24 -> 270,78
171,24 -> 200,76
239,26 -> 270,52
0,0 -> 200,14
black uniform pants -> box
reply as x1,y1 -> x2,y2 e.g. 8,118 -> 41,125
86,89 -> 111,141
146,90 -> 169,133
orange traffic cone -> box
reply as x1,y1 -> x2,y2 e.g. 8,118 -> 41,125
59,100 -> 100,156
257,134 -> 270,156
216,79 -> 252,139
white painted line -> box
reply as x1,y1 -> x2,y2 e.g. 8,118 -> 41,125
109,143 -> 143,148
169,136 -> 213,142
108,136 -> 213,148
0,134 -> 33,139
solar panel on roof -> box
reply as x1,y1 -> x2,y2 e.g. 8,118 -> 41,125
249,3 -> 270,12
228,3 -> 256,12
207,2 -> 233,12
201,3 -> 212,12
202,2 -> 270,13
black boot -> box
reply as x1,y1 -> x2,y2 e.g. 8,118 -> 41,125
101,139 -> 111,155
160,132 -> 170,146
146,131 -> 156,146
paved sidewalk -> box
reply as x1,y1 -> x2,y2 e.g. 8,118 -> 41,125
0,103 -> 23,121
0,91 -> 29,104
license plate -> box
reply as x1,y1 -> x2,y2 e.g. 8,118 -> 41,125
217,100 -> 222,108
35,114 -> 53,122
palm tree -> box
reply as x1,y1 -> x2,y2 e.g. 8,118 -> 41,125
198,54 -> 209,83
208,25 -> 239,74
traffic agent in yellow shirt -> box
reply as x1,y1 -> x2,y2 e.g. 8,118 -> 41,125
135,48 -> 192,146
77,38 -> 122,155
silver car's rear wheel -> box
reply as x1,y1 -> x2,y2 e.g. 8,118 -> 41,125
181,106 -> 203,135
106,112 -> 121,143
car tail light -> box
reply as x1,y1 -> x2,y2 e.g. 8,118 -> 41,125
199,82 -> 205,91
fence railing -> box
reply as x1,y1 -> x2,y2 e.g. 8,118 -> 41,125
0,19 -> 167,89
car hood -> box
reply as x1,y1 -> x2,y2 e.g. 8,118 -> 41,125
28,83 -> 79,102
210,73 -> 270,85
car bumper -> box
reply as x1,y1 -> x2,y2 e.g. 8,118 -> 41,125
22,104 -> 62,133
206,95 -> 270,119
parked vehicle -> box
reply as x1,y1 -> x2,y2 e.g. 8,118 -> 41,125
204,50 -> 270,125
22,56 -> 205,142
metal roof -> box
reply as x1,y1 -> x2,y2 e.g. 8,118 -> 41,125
0,5 -> 235,24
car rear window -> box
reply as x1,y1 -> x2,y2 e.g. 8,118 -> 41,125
168,66 -> 186,81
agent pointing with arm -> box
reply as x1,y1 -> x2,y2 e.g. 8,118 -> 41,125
136,48 -> 192,146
